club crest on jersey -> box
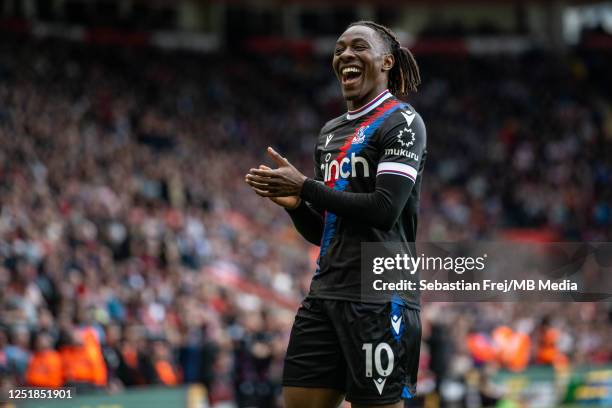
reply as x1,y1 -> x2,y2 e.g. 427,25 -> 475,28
352,126 -> 368,144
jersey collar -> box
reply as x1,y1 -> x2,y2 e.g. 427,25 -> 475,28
346,89 -> 392,120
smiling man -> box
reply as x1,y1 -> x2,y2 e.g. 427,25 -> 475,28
245,21 -> 426,408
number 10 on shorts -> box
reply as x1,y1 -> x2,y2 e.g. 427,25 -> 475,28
362,342 -> 394,377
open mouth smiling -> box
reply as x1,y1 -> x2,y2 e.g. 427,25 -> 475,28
340,66 -> 363,86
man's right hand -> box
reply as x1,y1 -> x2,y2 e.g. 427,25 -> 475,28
254,165 -> 301,210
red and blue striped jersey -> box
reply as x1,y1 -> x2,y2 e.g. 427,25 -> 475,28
305,89 -> 427,308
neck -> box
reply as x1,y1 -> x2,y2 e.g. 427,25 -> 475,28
346,84 -> 389,111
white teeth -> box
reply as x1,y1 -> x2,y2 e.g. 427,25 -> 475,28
342,67 -> 361,75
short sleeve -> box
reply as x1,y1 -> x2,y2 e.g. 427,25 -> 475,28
376,108 -> 426,183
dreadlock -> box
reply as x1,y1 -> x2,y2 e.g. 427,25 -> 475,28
348,21 -> 420,96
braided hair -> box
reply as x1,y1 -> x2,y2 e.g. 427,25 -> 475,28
348,21 -> 420,96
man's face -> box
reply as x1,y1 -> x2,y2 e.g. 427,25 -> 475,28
36,334 -> 52,351
332,25 -> 392,102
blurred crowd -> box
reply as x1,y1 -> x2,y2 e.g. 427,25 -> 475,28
0,33 -> 611,407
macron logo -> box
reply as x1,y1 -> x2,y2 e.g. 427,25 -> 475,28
374,377 -> 387,395
391,315 -> 402,336
401,111 -> 415,127
325,133 -> 334,148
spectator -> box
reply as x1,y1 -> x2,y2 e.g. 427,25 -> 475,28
59,328 -> 102,392
25,332 -> 62,388
151,340 -> 180,386
4,327 -> 31,381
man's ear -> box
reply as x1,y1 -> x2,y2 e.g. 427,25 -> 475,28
382,53 -> 394,72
